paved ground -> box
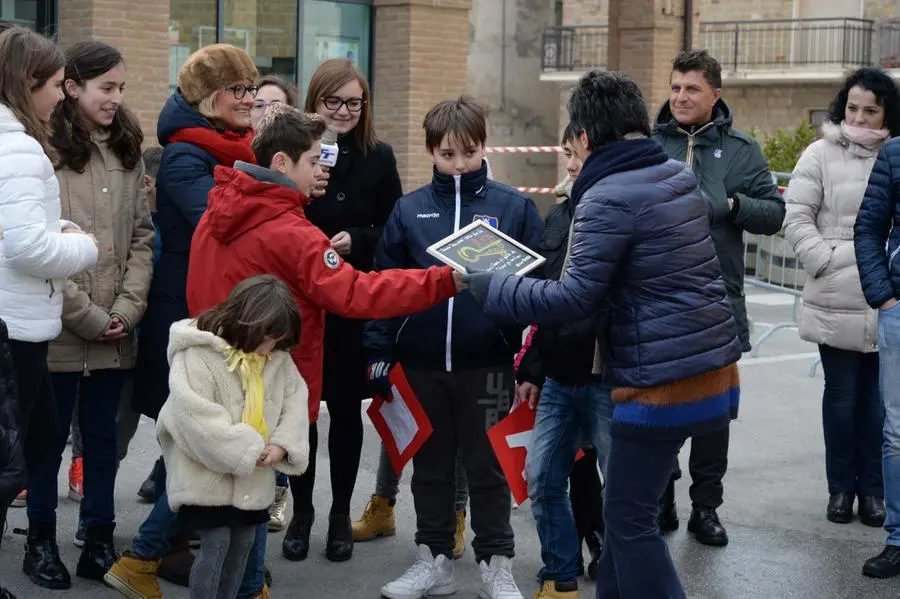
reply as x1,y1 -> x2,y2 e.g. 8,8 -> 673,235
0,286 -> 896,598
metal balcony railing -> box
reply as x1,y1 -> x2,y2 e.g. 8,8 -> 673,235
541,25 -> 608,72
880,20 -> 900,68
701,18 -> 875,71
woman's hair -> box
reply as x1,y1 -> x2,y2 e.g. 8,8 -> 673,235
304,59 -> 377,155
0,27 -> 64,155
196,274 -> 301,353
257,74 -> 299,108
51,41 -> 144,172
828,68 -> 900,138
568,70 -> 650,148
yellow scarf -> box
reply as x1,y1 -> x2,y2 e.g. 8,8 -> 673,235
224,346 -> 270,442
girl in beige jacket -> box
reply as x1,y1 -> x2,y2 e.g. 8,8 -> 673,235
784,67 -> 900,529
157,275 -> 309,599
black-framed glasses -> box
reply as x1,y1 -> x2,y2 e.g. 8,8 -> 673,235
322,96 -> 365,113
227,84 -> 259,101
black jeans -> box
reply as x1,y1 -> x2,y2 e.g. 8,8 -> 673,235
818,344 -> 883,497
408,366 -> 514,562
672,424 -> 730,510
7,341 -> 57,476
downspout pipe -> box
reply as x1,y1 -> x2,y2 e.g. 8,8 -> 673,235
683,0 -> 694,51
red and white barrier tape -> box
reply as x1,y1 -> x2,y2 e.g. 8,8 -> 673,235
514,186 -> 556,194
486,146 -> 563,153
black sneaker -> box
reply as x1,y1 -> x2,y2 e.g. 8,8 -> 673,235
863,545 -> 900,578
136,458 -> 161,504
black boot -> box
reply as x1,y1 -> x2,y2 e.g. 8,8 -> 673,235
137,458 -> 160,503
326,512 -> 353,562
585,529 -> 603,581
859,496 -> 886,528
863,545 -> 900,578
282,512 -> 314,561
687,507 -> 728,546
826,492 -> 853,524
658,477 -> 678,533
23,522 -> 71,589
76,523 -> 118,581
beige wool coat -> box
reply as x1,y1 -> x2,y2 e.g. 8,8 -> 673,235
783,122 -> 885,353
49,131 -> 155,373
158,319 -> 309,513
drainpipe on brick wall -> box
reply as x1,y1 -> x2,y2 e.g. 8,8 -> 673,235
683,0 -> 694,51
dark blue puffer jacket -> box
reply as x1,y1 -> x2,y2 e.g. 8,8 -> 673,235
483,139 -> 742,389
855,138 -> 900,309
364,163 -> 544,371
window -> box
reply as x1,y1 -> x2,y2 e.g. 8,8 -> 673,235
0,0 -> 37,29
224,0 -> 298,84
300,0 -> 371,97
168,0 -> 217,94
809,109 -> 829,129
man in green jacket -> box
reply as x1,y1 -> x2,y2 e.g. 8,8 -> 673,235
651,49 -> 785,547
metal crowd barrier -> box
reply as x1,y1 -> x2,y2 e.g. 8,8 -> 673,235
743,172 -> 821,376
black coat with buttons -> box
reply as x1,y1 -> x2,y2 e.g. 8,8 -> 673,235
304,138 -> 403,401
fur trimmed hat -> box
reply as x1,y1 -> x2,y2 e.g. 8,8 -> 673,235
178,44 -> 259,105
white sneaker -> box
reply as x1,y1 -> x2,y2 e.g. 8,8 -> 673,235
381,544 -> 458,599
478,556 -> 523,599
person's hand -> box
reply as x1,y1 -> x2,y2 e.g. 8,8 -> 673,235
257,444 -> 287,467
516,382 -> 541,409
331,231 -> 352,256
464,272 -> 494,303
310,169 -> 330,198
368,360 -> 394,401
100,316 -> 127,341
881,298 -> 898,311
452,270 -> 468,292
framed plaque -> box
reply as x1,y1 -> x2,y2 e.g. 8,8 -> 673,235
426,220 -> 545,276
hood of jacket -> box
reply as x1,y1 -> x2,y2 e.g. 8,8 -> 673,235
166,319 -> 229,364
653,98 -> 734,138
821,121 -> 884,158
157,89 -> 213,147
205,163 -> 307,244
0,105 -> 24,135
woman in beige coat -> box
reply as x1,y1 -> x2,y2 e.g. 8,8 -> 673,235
23,41 -> 153,591
784,67 -> 900,528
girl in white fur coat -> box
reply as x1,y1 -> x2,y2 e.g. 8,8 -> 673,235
156,275 -> 309,599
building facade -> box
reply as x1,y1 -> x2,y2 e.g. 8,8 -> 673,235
1,0 -> 473,191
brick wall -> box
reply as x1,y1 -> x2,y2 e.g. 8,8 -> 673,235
700,0 -> 792,22
58,0 -> 170,146
565,0 -> 607,25
724,84 -> 835,136
373,0 -> 472,191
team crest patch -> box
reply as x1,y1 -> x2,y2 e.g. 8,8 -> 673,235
323,249 -> 340,269
473,214 -> 499,228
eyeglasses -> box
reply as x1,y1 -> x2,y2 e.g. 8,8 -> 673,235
251,99 -> 284,112
322,96 -> 365,113
227,84 -> 259,101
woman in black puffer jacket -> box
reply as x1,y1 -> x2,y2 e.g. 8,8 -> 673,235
0,317 -> 25,598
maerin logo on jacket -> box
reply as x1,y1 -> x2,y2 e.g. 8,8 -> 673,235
473,214 -> 499,228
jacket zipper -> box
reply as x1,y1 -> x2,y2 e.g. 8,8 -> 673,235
678,122 -> 714,172
446,176 -> 462,373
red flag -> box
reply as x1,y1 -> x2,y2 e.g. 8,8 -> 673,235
367,365 -> 433,477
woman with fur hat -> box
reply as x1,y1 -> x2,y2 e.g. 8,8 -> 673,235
106,44 -> 271,599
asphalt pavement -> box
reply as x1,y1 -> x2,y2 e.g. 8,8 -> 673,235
0,286 -> 895,598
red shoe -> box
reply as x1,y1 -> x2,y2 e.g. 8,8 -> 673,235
10,489 -> 25,508
68,458 -> 83,501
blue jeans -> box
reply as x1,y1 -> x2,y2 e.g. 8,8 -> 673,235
595,436 -> 686,599
818,344 -> 883,497
131,459 -> 267,597
28,370 -> 124,526
527,376 -> 613,583
878,304 -> 900,546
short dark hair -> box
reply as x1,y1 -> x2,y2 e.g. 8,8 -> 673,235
560,123 -> 576,145
251,104 -> 327,168
196,274 -> 301,353
672,50 -> 722,89
828,67 -> 900,138
423,96 -> 487,151
567,71 -> 650,149
142,146 -> 163,178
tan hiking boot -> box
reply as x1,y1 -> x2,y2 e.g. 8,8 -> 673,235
251,584 -> 270,598
534,580 -> 579,598
453,509 -> 467,559
104,552 -> 162,599
352,495 -> 396,541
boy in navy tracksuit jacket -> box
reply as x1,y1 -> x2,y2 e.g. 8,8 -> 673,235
367,97 -> 543,599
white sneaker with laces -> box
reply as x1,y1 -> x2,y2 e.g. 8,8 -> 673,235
478,556 -> 523,599
381,544 -> 457,599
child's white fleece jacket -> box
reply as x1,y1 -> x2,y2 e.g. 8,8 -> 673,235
157,319 -> 309,513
